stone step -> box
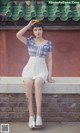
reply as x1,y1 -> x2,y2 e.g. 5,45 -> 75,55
0,77 -> 80,94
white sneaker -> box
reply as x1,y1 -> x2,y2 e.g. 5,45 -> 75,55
36,116 -> 43,127
28,116 -> 35,129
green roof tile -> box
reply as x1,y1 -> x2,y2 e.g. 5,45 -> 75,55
48,4 -> 60,21
59,4 -> 72,21
0,1 -> 80,21
71,4 -> 80,21
6,2 -> 12,17
36,1 -> 48,20
0,0 -> 10,5
24,1 -> 36,21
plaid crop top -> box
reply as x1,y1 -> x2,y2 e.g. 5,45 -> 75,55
26,36 -> 53,58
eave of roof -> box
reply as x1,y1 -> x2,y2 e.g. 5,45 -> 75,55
0,1 -> 80,21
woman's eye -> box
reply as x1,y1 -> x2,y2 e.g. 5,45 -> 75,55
34,29 -> 37,31
39,28 -> 42,30
34,28 -> 42,31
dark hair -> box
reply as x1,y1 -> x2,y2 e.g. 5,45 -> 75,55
32,22 -> 44,30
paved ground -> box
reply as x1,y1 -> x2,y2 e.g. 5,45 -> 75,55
1,122 -> 80,133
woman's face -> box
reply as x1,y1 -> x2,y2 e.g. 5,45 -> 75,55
33,27 -> 43,38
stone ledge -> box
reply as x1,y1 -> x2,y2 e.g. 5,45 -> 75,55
0,77 -> 80,94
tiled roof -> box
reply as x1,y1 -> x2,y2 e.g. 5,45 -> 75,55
0,1 -> 80,21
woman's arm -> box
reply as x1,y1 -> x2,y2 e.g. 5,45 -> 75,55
16,20 -> 35,44
47,52 -> 55,83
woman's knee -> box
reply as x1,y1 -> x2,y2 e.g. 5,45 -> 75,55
24,78 -> 33,88
34,78 -> 44,86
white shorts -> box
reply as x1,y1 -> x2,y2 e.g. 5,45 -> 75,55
22,56 -> 48,83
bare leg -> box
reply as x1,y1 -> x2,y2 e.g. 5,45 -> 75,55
24,78 -> 34,116
34,78 -> 44,116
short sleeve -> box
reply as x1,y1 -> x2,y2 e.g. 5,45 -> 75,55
48,40 -> 53,52
26,36 -> 33,46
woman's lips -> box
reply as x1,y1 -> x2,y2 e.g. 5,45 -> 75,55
37,33 -> 40,35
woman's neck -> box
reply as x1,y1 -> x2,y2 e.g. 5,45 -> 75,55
34,37 -> 47,46
35,37 -> 44,42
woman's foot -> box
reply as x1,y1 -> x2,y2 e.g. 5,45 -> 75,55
35,116 -> 43,128
28,116 -> 35,129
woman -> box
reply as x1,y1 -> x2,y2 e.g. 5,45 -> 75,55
16,20 -> 55,129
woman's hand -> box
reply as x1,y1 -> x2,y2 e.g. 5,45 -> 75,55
28,19 -> 39,27
47,76 -> 55,83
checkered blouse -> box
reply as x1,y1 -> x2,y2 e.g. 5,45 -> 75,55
26,36 -> 53,58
